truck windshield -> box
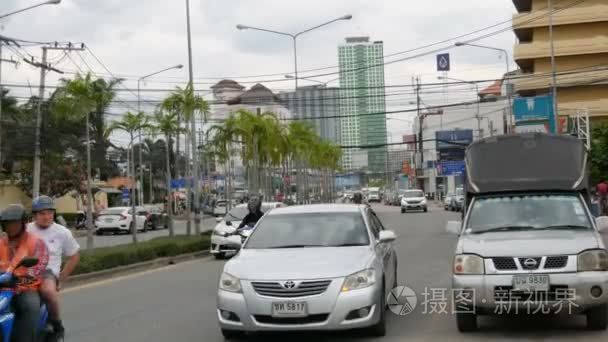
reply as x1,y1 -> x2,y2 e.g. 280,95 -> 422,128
465,194 -> 592,234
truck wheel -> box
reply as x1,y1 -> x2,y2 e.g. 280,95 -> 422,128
587,304 -> 608,330
456,312 -> 478,332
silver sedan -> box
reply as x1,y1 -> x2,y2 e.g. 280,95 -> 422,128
216,204 -> 398,339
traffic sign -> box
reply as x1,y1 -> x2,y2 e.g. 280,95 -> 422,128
121,188 -> 130,200
438,160 -> 466,176
437,53 -> 450,71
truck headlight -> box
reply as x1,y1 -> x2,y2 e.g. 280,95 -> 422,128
578,249 -> 608,272
219,272 -> 242,293
453,254 -> 484,275
342,269 -> 376,292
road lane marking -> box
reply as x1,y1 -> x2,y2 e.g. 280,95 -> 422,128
62,257 -> 213,293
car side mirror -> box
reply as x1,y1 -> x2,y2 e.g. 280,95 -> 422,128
226,221 -> 232,226
378,230 -> 397,243
18,257 -> 39,268
225,235 -> 242,249
596,216 -> 608,232
446,221 -> 462,235
216,216 -> 223,223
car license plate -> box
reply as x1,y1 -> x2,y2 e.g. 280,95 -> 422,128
272,302 -> 307,317
513,274 -> 550,292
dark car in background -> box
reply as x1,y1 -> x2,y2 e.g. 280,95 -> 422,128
144,205 -> 168,230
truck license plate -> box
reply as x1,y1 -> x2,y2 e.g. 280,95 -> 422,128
272,302 -> 307,317
513,274 -> 550,292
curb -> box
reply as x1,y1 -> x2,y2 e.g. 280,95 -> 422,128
64,250 -> 210,289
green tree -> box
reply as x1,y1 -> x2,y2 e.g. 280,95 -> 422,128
590,123 -> 608,184
110,111 -> 152,243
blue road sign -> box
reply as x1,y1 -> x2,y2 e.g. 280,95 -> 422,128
437,53 -> 450,71
121,188 -> 130,200
439,160 -> 466,176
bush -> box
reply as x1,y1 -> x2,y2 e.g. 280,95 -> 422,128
72,234 -> 210,275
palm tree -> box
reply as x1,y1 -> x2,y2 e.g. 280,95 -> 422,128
287,121 -> 317,203
153,110 -> 183,237
109,111 -> 151,243
161,84 -> 210,235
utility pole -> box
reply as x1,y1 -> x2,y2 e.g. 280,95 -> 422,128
0,39 -> 19,169
548,0 -> 559,133
415,77 -> 423,165
149,163 -> 153,204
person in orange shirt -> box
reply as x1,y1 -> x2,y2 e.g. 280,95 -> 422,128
0,204 -> 49,342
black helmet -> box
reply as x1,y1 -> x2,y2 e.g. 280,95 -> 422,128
353,192 -> 363,204
32,195 -> 55,213
0,204 -> 27,232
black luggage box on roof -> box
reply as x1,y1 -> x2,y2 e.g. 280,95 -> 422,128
465,133 -> 588,194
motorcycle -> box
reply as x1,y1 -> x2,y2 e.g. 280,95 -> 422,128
0,257 -> 59,342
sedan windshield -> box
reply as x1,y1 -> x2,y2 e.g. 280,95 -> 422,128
466,194 -> 592,234
404,191 -> 423,198
245,213 -> 370,249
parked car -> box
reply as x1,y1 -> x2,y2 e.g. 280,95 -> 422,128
367,187 -> 381,202
444,193 -> 454,210
210,202 -> 286,259
400,189 -> 428,213
95,206 -> 147,235
217,204 -> 398,338
144,205 -> 168,230
213,200 -> 228,217
447,133 -> 608,332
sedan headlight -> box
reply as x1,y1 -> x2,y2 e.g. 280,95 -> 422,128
453,254 -> 484,275
578,249 -> 608,272
342,269 -> 376,292
213,230 -> 227,237
219,272 -> 242,293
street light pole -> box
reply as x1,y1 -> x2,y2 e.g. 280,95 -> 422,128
137,64 -> 183,206
548,0 -> 559,133
237,15 -> 352,91
455,42 -> 512,134
0,0 -> 61,19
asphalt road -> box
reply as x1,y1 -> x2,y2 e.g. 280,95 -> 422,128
75,216 -> 218,249
62,204 -> 608,341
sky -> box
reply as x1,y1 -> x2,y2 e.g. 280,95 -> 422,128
0,0 -> 518,145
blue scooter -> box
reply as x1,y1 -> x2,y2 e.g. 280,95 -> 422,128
0,257 -> 58,342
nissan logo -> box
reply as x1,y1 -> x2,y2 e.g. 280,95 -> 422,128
523,258 -> 538,268
282,281 -> 296,289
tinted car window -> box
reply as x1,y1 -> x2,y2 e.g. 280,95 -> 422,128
404,191 -> 423,198
245,213 -> 370,249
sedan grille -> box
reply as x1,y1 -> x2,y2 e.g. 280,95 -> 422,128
251,280 -> 332,298
254,314 -> 329,325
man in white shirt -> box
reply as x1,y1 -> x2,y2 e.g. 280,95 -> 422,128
27,195 -> 80,336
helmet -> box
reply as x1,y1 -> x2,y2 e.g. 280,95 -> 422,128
353,192 -> 363,204
32,195 -> 55,213
0,204 -> 27,232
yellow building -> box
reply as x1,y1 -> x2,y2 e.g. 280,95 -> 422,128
512,0 -> 608,120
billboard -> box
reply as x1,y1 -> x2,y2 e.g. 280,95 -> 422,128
438,160 -> 466,176
513,95 -> 555,133
435,129 -> 474,150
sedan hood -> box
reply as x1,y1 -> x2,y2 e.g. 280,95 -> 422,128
224,246 -> 374,280
459,230 -> 600,256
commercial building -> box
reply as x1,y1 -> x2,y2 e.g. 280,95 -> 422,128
512,0 -> 608,120
412,88 -> 510,196
277,85 -> 340,143
338,37 -> 387,171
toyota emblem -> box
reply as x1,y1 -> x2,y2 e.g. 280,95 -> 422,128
283,281 -> 296,289
523,258 -> 538,268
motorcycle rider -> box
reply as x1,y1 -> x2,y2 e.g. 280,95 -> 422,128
352,192 -> 363,204
238,196 -> 264,229
0,204 -> 49,342
27,195 -> 81,337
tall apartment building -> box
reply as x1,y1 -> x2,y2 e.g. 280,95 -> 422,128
278,85 -> 340,143
512,0 -> 608,119
338,37 -> 387,171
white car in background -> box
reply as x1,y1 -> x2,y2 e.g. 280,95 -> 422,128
210,202 -> 286,259
95,206 -> 148,235
400,189 -> 428,213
